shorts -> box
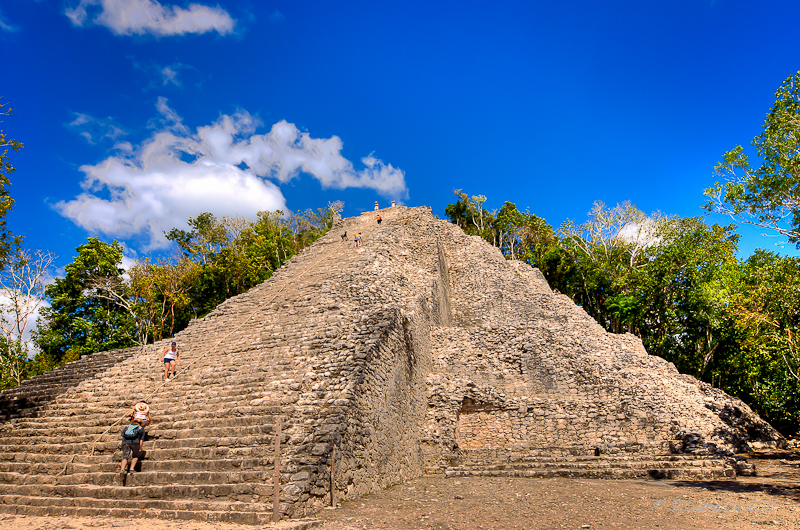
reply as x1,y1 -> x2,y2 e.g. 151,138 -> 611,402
122,442 -> 140,460
164,358 -> 175,364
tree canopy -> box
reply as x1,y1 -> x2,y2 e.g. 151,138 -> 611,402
35,238 -> 135,372
0,99 -> 21,266
705,71 -> 800,247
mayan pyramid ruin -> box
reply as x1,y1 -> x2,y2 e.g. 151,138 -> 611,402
0,206 -> 785,524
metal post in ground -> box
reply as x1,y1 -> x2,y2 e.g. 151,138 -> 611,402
272,417 -> 282,523
330,444 -> 336,507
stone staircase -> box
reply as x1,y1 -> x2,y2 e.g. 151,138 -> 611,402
0,337 -> 302,523
0,347 -> 141,423
444,450 -> 734,480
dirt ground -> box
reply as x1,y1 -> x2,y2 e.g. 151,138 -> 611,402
3,451 -> 800,530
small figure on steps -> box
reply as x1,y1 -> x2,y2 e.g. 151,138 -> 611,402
119,419 -> 144,482
375,214 -> 382,225
341,231 -> 348,241
161,342 -> 181,381
354,233 -> 362,248
126,401 -> 151,428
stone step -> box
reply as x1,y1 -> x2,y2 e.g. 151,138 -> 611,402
20,404 -> 299,428
0,423 -> 278,446
8,405 -> 291,429
443,466 -> 735,480
1,377 -> 102,394
8,412 -> 283,432
0,444 -> 282,464
2,410 -> 293,436
53,369 -> 299,392
53,468 -> 275,487
51,377 -> 302,402
0,433 -> 287,455
43,392 -> 300,413
0,494 -> 277,515
0,500 -> 320,526
0,494 -> 319,522
0,468 -> 276,488
94,354 -> 301,370
0,456 -> 278,475
0,477 -> 280,501
448,459 -> 727,472
3,416 -> 281,440
450,452 -> 725,464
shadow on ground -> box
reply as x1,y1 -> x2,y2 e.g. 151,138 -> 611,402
667,449 -> 800,503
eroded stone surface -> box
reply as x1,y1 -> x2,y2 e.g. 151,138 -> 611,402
0,206 -> 784,524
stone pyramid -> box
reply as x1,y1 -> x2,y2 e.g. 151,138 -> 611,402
0,206 -> 783,523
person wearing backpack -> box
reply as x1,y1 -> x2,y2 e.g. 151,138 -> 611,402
119,419 -> 145,481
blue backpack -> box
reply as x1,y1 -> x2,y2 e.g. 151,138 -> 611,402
122,424 -> 142,441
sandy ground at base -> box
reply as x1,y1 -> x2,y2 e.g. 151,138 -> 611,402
2,451 -> 799,530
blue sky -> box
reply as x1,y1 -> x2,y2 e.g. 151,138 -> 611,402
2,0 -> 800,267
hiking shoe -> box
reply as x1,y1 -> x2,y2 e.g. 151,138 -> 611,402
118,470 -> 126,482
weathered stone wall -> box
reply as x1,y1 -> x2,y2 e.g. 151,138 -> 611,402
420,215 -> 783,471
336,301 -> 432,497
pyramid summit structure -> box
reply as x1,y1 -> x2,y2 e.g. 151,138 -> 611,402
0,206 -> 783,523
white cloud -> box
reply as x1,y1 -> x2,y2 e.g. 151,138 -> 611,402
55,99 -> 408,250
120,254 -> 137,271
618,219 -> 663,248
153,96 -> 187,132
65,0 -> 235,37
131,58 -> 195,91
67,112 -> 128,145
0,9 -> 20,33
114,141 -> 134,152
269,10 -> 285,23
0,293 -> 49,358
161,65 -> 179,86
118,244 -> 138,280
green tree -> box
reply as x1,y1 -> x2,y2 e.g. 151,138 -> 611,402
495,201 -> 524,259
557,201 -> 666,328
518,211 -> 557,267
714,251 -> 800,433
129,257 -> 201,341
518,213 -> 580,297
166,207 -> 336,324
0,246 -> 55,389
35,238 -> 136,370
626,219 -> 740,375
444,190 -> 495,242
0,99 -> 22,265
164,212 -> 228,265
705,71 -> 800,246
